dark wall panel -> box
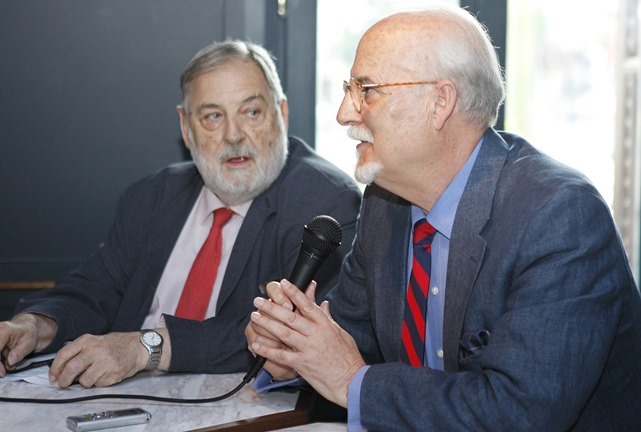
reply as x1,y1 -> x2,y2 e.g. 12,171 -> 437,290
0,0 -> 317,282
0,0 -> 227,279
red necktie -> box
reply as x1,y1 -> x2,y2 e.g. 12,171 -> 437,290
175,207 -> 235,320
400,218 -> 437,366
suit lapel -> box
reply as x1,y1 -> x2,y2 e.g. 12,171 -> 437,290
135,166 -> 203,324
368,186 -> 412,362
442,129 -> 510,371
216,179 -> 278,312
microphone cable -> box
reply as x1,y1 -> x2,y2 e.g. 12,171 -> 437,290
0,215 -> 342,405
0,369 -> 254,404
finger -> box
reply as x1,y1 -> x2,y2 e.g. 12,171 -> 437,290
246,321 -> 295,378
245,320 -> 257,354
0,331 -> 10,362
320,300 -> 332,317
77,365 -> 102,388
251,340 -> 297,368
281,279 -> 324,321
253,296 -> 297,323
0,325 -> 35,368
245,321 -> 279,354
246,320 -> 264,345
1,345 -> 27,372
257,284 -> 326,339
49,340 -> 83,383
245,321 -> 257,345
252,331 -> 286,350
250,310 -> 305,349
5,347 -> 30,369
78,361 -> 114,388
253,294 -> 318,336
265,281 -> 293,310
0,347 -> 8,375
0,345 -> 16,376
247,319 -> 275,341
304,280 -> 318,302
55,354 -> 89,388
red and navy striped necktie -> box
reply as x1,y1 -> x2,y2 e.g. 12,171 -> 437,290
400,218 -> 437,367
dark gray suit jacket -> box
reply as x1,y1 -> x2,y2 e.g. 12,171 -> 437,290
329,129 -> 641,431
16,137 -> 362,373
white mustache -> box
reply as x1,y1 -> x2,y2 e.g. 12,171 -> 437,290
347,126 -> 374,143
218,142 -> 258,162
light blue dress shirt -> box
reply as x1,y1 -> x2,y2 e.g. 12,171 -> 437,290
347,139 -> 482,431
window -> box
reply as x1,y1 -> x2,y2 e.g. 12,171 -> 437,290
505,0 -> 618,207
315,0 -> 639,276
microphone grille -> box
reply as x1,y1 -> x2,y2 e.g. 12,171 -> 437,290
302,215 -> 342,256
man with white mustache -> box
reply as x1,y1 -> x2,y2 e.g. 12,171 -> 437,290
0,40 -> 361,389
247,6 -> 641,431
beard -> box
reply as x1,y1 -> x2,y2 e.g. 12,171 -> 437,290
348,125 -> 383,185
187,125 -> 288,206
354,159 -> 384,185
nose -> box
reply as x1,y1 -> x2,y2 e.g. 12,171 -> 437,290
336,92 -> 361,126
224,117 -> 245,145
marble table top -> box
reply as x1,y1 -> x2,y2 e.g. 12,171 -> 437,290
0,371 -> 307,431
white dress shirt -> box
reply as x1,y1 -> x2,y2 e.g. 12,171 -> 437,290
142,186 -> 252,328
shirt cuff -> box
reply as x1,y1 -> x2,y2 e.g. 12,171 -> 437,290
347,365 -> 370,432
252,369 -> 306,393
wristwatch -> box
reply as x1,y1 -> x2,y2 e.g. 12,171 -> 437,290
139,329 -> 163,370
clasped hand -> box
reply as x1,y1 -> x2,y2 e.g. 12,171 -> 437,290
246,279 -> 365,408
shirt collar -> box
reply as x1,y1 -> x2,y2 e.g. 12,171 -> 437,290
200,187 -> 253,223
412,137 -> 484,239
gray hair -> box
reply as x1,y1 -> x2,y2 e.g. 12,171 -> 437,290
180,40 -> 286,109
412,7 -> 505,128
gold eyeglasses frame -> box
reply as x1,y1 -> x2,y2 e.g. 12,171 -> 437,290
342,77 -> 438,112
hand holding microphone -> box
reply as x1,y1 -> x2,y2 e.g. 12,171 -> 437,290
245,215 -> 342,381
247,214 -> 365,408
285,214 -> 342,300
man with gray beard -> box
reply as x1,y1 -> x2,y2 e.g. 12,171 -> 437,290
0,40 -> 361,388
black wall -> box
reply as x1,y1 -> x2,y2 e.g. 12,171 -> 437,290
0,0 -> 316,282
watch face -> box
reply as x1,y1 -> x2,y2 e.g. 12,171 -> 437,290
142,331 -> 161,346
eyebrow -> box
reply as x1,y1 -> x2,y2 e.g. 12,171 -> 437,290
196,94 -> 268,114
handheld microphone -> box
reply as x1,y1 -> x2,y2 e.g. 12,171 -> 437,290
245,215 -> 343,381
288,214 -> 343,289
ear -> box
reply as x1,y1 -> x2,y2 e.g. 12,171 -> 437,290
432,81 -> 456,131
177,105 -> 192,149
280,99 -> 289,130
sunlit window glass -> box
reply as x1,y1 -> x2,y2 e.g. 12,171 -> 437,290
505,0 -> 618,206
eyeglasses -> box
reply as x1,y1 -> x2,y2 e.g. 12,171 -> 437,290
342,77 -> 438,112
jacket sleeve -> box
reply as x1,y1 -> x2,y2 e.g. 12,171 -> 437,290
13,179 -> 154,351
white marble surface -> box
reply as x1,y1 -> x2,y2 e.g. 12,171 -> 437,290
0,371 -> 304,431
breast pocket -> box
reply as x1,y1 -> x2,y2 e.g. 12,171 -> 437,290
458,329 -> 491,372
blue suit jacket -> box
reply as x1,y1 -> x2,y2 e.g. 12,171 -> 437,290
329,129 -> 641,431
16,137 -> 362,373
